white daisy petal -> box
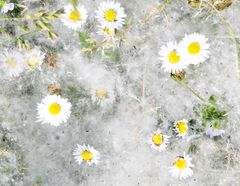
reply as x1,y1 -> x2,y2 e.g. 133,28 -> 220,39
97,24 -> 115,42
178,33 -> 210,65
36,94 -> 72,126
96,1 -> 126,30
169,153 -> 194,180
25,48 -> 44,70
91,86 -> 115,107
174,119 -> 188,138
61,4 -> 88,31
0,49 -> 25,78
149,129 -> 170,152
159,41 -> 187,73
73,144 -> 100,166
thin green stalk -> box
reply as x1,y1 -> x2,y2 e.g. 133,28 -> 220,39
69,0 -> 77,8
0,30 -> 40,46
0,17 -> 26,21
174,78 -> 207,104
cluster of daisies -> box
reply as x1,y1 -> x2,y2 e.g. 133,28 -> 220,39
36,94 -> 193,180
149,119 -> 194,180
36,94 -> 102,166
159,33 -> 210,74
0,48 -> 44,77
36,86 -> 115,167
61,1 -> 126,41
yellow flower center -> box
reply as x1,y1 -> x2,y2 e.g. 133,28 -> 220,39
104,27 -> 112,36
152,134 -> 163,146
188,42 -> 201,55
48,103 -> 61,115
177,121 -> 188,134
6,58 -> 16,68
68,10 -> 81,21
96,89 -> 108,99
168,51 -> 180,64
174,157 -> 187,170
28,56 -> 38,69
82,150 -> 93,161
104,9 -> 117,22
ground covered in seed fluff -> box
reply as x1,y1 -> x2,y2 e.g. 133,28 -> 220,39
0,0 -> 240,185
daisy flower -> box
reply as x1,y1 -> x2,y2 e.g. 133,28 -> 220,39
73,144 -> 100,166
97,25 -> 115,41
25,48 -> 44,70
1,3 -> 14,13
178,33 -> 210,65
61,3 -> 88,30
37,94 -> 72,126
159,41 -> 187,74
0,49 -> 25,77
91,86 -> 115,107
149,129 -> 170,152
174,119 -> 188,138
96,1 -> 126,29
169,152 -> 194,180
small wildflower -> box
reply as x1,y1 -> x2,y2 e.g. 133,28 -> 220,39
174,119 -> 188,138
159,41 -> 187,74
37,95 -> 72,126
61,3 -> 88,30
73,144 -> 100,166
169,152 -> 194,180
1,3 -> 14,13
178,33 -> 210,65
96,1 -> 126,30
149,129 -> 170,152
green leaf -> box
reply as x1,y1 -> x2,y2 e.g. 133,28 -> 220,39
79,32 -> 97,51
0,1 -> 6,8
36,176 -> 42,184
18,25 -> 30,31
36,176 -> 42,185
79,32 -> 89,43
202,105 -> 228,121
209,95 -> 217,105
104,50 -> 120,62
213,120 -> 220,129
188,143 -> 198,154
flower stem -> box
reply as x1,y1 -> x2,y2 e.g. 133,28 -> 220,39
174,78 -> 207,104
0,30 -> 40,46
0,17 -> 24,21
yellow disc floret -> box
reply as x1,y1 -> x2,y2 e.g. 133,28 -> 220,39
96,89 -> 108,99
104,27 -> 112,36
7,58 -> 16,67
28,56 -> 38,69
82,150 -> 93,161
168,51 -> 180,64
177,121 -> 188,134
104,9 -> 117,22
174,157 -> 187,170
152,134 -> 163,146
49,103 -> 61,115
69,10 -> 81,21
188,42 -> 201,55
